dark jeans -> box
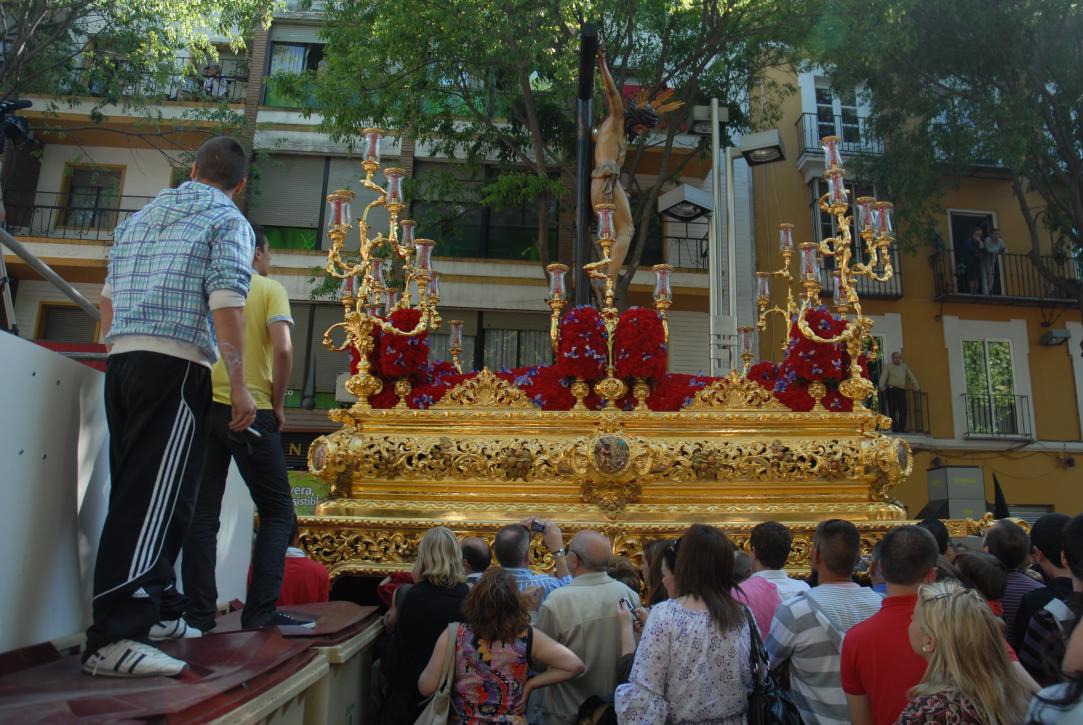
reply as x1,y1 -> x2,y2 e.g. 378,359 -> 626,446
182,403 -> 294,629
87,353 -> 210,655
885,386 -> 908,432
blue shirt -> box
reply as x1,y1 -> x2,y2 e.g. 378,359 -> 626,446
105,181 -> 254,363
503,567 -> 572,602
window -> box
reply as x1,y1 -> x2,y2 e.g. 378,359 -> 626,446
429,332 -> 477,367
36,305 -> 98,342
265,42 -> 324,106
59,166 -> 122,230
815,86 -> 861,145
265,226 -> 318,250
483,329 -> 551,370
963,339 -> 1019,436
412,162 -> 558,261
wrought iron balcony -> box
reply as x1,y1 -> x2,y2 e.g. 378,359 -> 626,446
869,388 -> 930,435
72,58 -> 249,104
665,234 -> 708,270
795,113 -> 884,158
930,251 -> 1081,306
962,393 -> 1033,439
3,192 -> 154,242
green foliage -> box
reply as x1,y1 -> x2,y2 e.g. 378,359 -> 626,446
813,0 -> 1083,281
286,0 -> 813,281
2,0 -> 275,141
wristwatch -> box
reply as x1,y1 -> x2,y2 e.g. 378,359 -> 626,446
552,547 -> 568,558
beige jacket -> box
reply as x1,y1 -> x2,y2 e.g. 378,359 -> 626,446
533,571 -> 641,724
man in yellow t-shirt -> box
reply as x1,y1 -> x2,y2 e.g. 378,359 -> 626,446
182,226 -> 312,630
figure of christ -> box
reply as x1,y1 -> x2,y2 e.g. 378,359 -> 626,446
590,47 -> 656,280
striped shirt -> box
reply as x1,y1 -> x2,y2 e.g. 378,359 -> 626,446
502,567 -> 572,603
105,181 -> 254,364
1002,570 -> 1044,634
765,583 -> 883,725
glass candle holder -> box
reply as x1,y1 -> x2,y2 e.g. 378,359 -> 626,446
652,264 -> 673,301
370,258 -> 385,286
832,272 -> 848,307
362,128 -> 383,163
777,223 -> 795,254
738,326 -> 754,355
414,239 -> 435,271
546,263 -> 568,299
328,193 -> 352,227
799,242 -> 821,282
427,272 -> 440,298
341,274 -> 355,297
874,201 -> 894,237
756,272 -> 771,303
399,219 -> 416,247
384,289 -> 398,314
821,135 -> 843,169
595,203 -> 616,240
855,196 -> 877,233
449,320 -> 463,348
826,172 -> 848,206
384,167 -> 405,204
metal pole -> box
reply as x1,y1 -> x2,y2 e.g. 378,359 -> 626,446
725,145 -> 738,373
573,23 -> 598,306
0,226 -> 101,325
708,98 -> 725,374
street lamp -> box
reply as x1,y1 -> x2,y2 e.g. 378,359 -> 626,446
658,183 -> 713,222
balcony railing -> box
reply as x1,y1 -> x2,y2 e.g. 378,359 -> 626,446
666,235 -> 708,270
930,251 -> 1081,305
795,113 -> 884,157
3,192 -> 154,241
73,58 -> 249,104
869,388 -> 930,435
962,393 -> 1032,439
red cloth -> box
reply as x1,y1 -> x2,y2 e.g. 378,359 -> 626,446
734,576 -> 781,636
277,556 -> 330,606
840,594 -> 927,725
377,571 -> 415,607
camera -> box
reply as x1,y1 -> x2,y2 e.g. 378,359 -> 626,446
0,100 -> 32,144
530,519 -> 547,534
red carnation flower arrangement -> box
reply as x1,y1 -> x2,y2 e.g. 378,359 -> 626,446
557,306 -> 608,382
379,308 -> 429,378
614,307 -> 667,382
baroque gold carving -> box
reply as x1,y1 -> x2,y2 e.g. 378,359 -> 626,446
686,371 -> 787,411
432,368 -> 535,409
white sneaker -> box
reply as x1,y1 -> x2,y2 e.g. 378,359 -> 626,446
149,617 -> 203,641
82,640 -> 187,678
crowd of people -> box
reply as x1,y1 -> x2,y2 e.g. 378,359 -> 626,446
375,514 -> 1083,724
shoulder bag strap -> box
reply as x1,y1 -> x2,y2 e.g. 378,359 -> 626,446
438,622 -> 459,692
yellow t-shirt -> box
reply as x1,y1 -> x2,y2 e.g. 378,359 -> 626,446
211,274 -> 293,409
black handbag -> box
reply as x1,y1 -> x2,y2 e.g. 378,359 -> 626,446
744,606 -> 803,725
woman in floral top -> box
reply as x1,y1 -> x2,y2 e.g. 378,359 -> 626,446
418,567 -> 583,723
615,524 -> 752,724
898,580 -> 1029,724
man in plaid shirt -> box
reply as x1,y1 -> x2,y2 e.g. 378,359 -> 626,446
83,136 -> 257,678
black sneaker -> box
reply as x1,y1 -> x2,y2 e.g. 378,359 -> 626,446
260,611 -> 316,629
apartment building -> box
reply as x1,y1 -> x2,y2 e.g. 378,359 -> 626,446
747,68 -> 1083,516
7,5 -> 1080,516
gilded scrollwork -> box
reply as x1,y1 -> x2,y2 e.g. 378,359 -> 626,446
686,371 -> 788,411
432,368 -> 535,409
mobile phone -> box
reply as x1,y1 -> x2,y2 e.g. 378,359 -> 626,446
530,519 -> 546,534
622,597 -> 641,623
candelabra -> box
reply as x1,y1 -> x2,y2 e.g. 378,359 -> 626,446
322,128 -> 441,411
754,136 -> 896,407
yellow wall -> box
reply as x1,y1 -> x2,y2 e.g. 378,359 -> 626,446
749,68 -> 1083,516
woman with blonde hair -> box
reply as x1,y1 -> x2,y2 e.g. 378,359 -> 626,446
899,579 -> 1030,724
383,526 -> 470,724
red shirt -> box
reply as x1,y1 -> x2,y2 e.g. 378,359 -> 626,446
840,594 -> 927,725
278,553 -> 330,606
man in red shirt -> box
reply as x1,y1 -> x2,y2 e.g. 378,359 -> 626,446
840,525 -> 938,725
277,517 -> 329,606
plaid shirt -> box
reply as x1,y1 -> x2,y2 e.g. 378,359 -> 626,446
502,567 -> 572,603
105,181 -> 254,363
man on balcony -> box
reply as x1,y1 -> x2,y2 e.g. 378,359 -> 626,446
878,351 -> 920,433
